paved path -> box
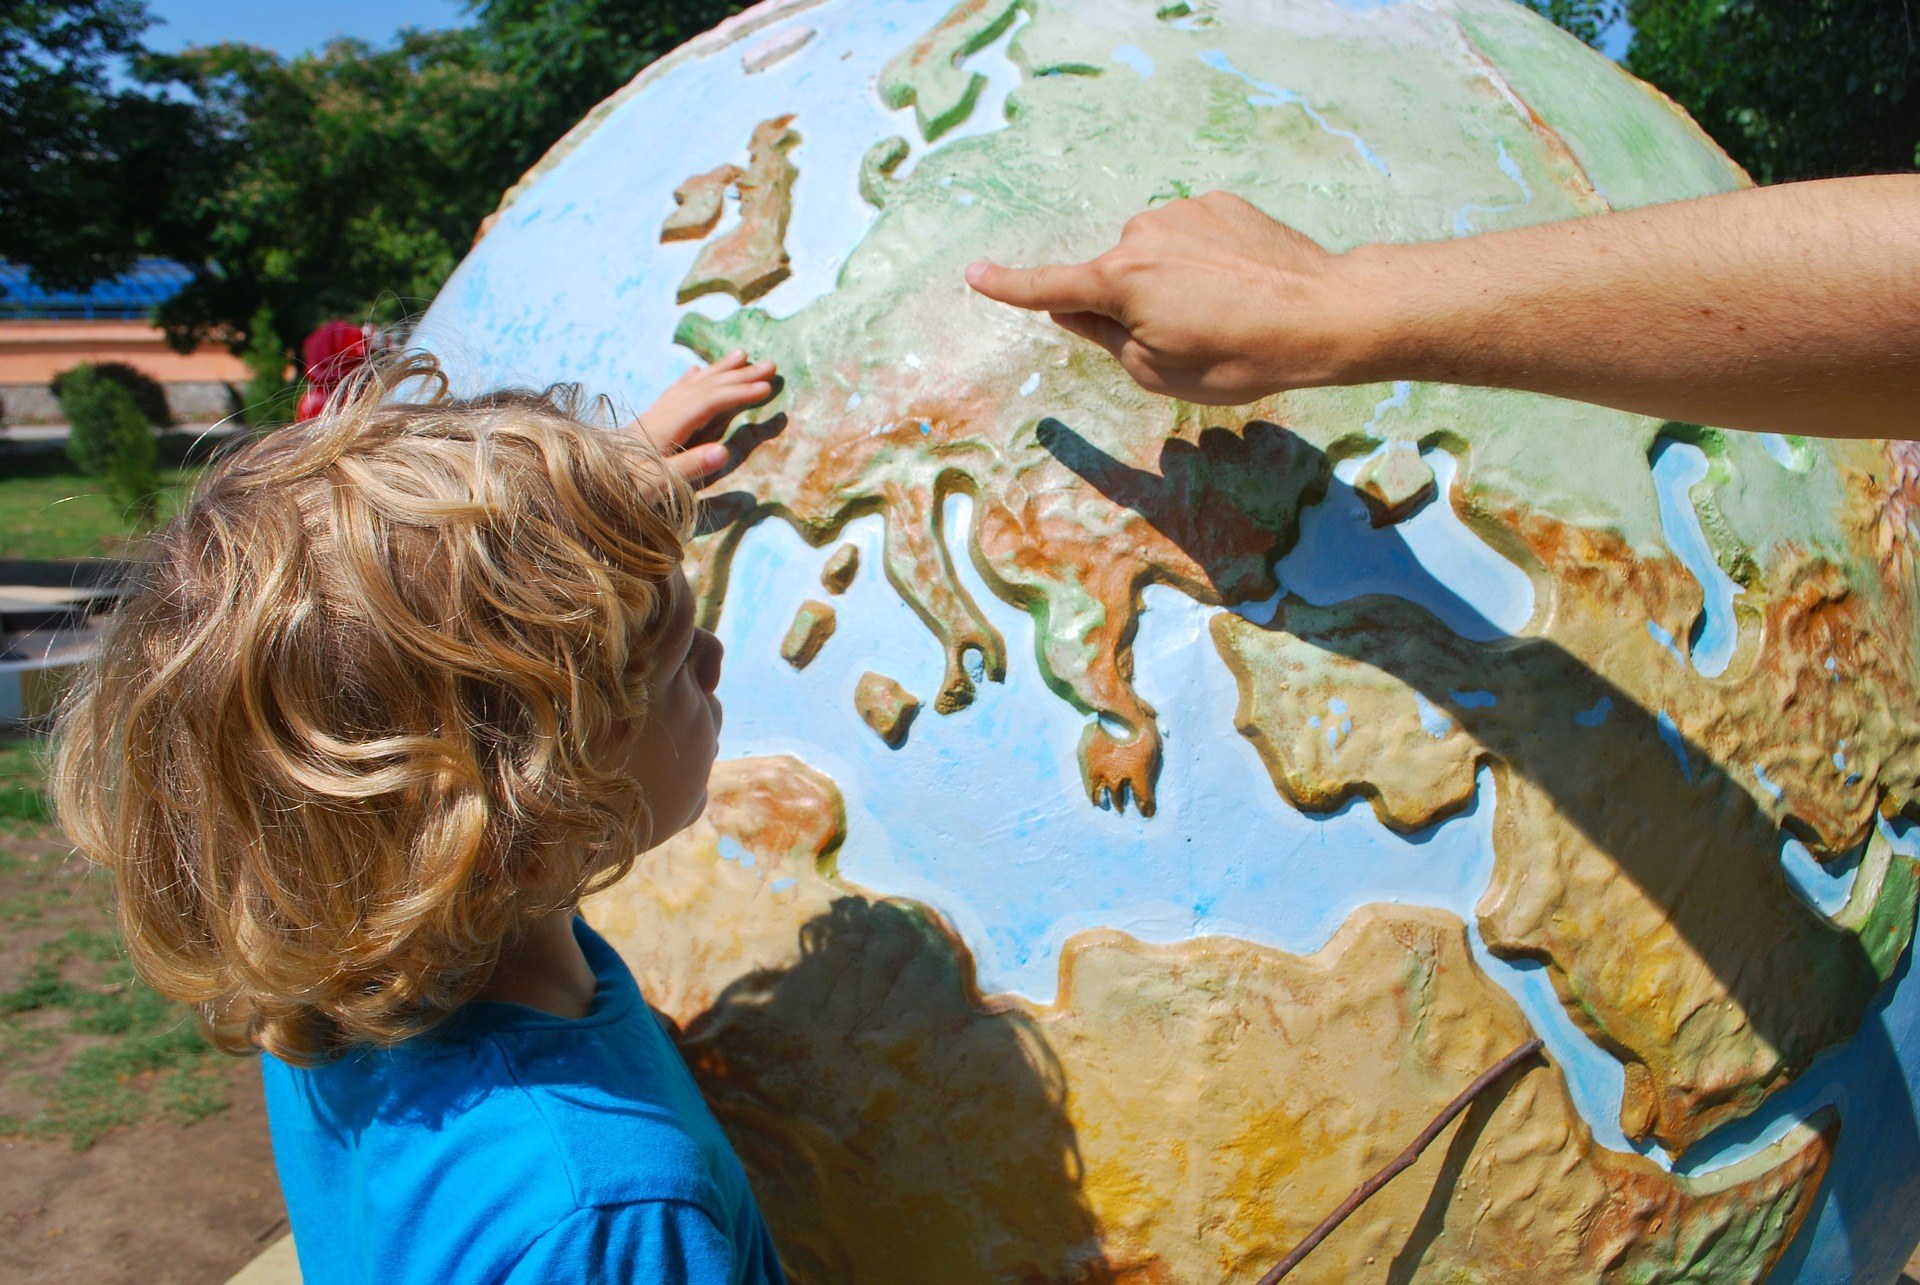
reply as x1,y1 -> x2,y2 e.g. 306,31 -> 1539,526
0,421 -> 236,448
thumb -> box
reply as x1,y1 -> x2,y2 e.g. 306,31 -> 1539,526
1051,310 -> 1132,361
967,259 -> 1113,315
669,442 -> 731,486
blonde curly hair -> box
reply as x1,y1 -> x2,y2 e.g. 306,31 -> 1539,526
53,354 -> 694,1065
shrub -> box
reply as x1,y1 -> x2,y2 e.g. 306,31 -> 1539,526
241,304 -> 297,430
54,365 -> 161,527
50,361 -> 172,429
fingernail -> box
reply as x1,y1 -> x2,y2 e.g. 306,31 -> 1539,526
699,443 -> 730,470
965,262 -> 988,285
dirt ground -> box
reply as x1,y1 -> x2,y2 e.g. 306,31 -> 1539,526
0,734 -> 284,1285
0,1064 -> 285,1284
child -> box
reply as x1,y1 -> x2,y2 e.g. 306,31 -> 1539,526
52,350 -> 785,1284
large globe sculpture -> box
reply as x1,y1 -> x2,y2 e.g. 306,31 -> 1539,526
418,1 -> 1920,1279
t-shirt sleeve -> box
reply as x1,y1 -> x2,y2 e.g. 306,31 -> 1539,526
502,1200 -> 735,1285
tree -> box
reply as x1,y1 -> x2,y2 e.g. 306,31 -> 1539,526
0,0 -> 210,289
143,32 -> 508,357
1626,0 -> 1920,184
141,4 -> 750,360
5,4 -> 755,358
1524,0 -> 1626,49
50,360 -> 171,427
471,1 -> 749,182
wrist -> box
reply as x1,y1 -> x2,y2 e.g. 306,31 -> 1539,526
1314,240 -> 1432,387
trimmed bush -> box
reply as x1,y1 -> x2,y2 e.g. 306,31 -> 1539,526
55,365 -> 162,527
51,361 -> 172,429
241,304 -> 297,430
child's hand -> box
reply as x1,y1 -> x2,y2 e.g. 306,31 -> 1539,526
630,351 -> 776,483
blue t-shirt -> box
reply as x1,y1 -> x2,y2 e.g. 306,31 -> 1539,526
262,919 -> 785,1284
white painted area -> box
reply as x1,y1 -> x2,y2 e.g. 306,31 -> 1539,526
1275,448 -> 1535,641
742,25 -> 815,73
1650,440 -> 1742,677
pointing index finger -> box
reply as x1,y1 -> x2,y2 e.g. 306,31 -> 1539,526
966,258 -> 1114,315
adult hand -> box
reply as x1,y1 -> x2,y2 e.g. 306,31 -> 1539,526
969,178 -> 1920,439
628,350 -> 776,483
966,192 -> 1355,405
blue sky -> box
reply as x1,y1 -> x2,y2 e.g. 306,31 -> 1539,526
141,0 -> 472,56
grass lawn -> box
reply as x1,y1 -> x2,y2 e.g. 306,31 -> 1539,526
0,733 -> 231,1149
0,438 -> 210,562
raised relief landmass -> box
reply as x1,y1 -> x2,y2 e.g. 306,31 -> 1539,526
587,757 -> 1837,1284
668,0 -> 1919,1187
878,0 -> 1024,142
676,0 -> 1647,816
661,163 -> 742,242
779,599 -> 836,669
820,543 -> 860,595
677,115 -> 800,304
854,671 -> 920,747
1211,482 -> 1920,1151
1352,444 -> 1435,526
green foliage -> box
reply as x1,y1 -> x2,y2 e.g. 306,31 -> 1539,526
0,1 -> 213,289
1,927 -> 228,1149
0,739 -> 49,825
471,0 -> 750,182
1524,0 -> 1626,48
54,363 -> 161,526
1627,0 -> 1920,183
50,360 -> 171,427
142,32 -> 501,352
240,303 -> 296,429
0,449 -> 201,559
5,4 -> 753,348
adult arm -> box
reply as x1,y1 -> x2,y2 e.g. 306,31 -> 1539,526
965,177 -> 1920,438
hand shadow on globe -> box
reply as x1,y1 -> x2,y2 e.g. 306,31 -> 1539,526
1039,415 -> 1920,1252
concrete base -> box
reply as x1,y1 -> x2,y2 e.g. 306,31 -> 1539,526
0,381 -> 241,426
225,1234 -> 300,1285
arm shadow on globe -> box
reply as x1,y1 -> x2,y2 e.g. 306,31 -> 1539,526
1040,412 -> 1920,1275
